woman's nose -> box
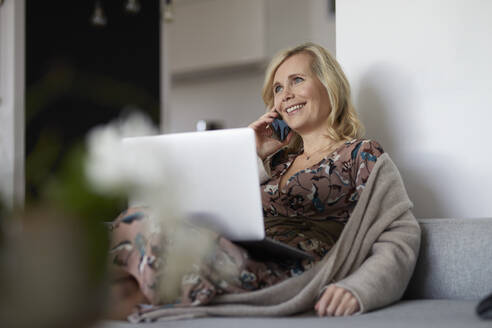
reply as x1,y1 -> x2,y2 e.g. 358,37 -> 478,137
282,88 -> 294,102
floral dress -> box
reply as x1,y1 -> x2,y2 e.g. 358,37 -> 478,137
107,139 -> 384,309
261,139 -> 384,262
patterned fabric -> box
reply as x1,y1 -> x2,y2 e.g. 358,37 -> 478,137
261,139 -> 384,261
108,208 -> 299,307
107,138 -> 384,312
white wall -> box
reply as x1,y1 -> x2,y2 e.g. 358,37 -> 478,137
162,0 -> 336,133
337,0 -> 492,219
0,0 -> 25,208
167,69 -> 266,133
308,0 -> 336,55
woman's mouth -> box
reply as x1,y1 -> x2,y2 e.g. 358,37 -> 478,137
285,103 -> 306,116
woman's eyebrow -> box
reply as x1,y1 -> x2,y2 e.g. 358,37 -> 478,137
272,73 -> 306,86
288,73 -> 306,78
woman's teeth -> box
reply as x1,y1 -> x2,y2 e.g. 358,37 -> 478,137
286,103 -> 305,114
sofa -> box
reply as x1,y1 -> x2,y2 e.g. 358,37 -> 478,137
95,218 -> 492,328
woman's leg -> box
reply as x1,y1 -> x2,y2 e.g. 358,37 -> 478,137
178,236 -> 294,305
104,207 -> 300,317
104,207 -> 160,319
105,275 -> 148,320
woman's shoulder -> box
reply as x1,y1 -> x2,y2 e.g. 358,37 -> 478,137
339,138 -> 385,162
339,139 -> 385,187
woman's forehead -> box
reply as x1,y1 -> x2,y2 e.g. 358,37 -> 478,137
274,52 -> 313,82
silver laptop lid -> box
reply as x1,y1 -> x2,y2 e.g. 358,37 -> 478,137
122,128 -> 265,241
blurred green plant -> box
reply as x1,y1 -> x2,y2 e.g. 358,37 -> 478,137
43,142 -> 126,224
40,142 -> 127,284
0,142 -> 127,327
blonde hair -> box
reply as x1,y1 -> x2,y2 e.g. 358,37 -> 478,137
262,42 -> 364,152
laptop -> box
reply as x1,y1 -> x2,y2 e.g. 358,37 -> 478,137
122,128 -> 313,261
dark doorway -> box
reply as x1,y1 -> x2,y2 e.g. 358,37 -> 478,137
25,0 -> 160,204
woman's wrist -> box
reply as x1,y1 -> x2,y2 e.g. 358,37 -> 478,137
258,150 -> 272,162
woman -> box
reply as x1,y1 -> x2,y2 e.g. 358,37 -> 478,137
106,42 -> 420,321
249,42 -> 383,316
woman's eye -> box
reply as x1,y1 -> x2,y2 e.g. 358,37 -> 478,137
294,76 -> 304,83
274,85 -> 283,94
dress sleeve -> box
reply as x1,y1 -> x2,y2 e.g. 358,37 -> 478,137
257,156 -> 272,184
352,140 -> 385,191
258,148 -> 289,184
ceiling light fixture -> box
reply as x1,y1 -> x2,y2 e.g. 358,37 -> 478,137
125,0 -> 141,14
163,0 -> 174,22
91,1 -> 108,27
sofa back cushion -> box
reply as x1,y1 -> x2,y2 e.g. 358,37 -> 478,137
404,218 -> 492,300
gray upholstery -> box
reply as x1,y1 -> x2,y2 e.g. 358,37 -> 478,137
96,300 -> 488,328
95,218 -> 492,327
405,218 -> 492,300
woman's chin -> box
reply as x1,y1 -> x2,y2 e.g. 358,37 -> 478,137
286,119 -> 307,133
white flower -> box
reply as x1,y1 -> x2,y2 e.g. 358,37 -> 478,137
85,111 -> 160,194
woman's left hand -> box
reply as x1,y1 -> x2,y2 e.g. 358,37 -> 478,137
314,284 -> 360,317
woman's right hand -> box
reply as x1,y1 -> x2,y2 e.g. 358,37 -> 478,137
248,109 -> 293,161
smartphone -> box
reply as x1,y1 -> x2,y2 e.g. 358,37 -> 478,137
269,116 -> 291,142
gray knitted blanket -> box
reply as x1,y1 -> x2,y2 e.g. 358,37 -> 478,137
129,153 -> 421,322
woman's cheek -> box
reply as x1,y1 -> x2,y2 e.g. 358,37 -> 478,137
273,95 -> 280,109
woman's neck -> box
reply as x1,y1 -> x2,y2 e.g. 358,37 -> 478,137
299,130 -> 338,155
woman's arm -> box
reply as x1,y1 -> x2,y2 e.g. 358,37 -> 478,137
329,210 -> 421,314
257,156 -> 271,184
315,209 -> 420,316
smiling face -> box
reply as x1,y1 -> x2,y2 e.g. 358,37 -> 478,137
272,52 -> 331,135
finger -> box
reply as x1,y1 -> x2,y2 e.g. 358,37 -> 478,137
320,285 -> 337,316
248,119 -> 266,129
261,122 -> 277,136
334,292 -> 352,316
259,112 -> 278,124
249,118 -> 275,131
326,287 -> 344,316
249,112 -> 278,129
263,110 -> 278,118
319,286 -> 339,316
283,130 -> 294,145
262,114 -> 278,123
343,298 -> 359,316
316,285 -> 335,316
